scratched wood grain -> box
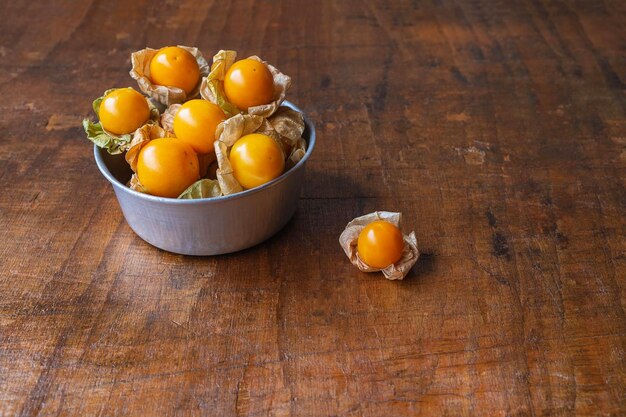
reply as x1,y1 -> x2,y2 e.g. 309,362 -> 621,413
0,0 -> 625,415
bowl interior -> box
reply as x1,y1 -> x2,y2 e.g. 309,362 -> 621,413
103,152 -> 133,184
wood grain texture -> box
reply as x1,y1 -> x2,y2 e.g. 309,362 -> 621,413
1,0 -> 625,415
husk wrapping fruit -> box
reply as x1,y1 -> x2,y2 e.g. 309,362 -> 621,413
200,50 -> 291,118
86,46 -> 306,200
125,126 -> 216,196
130,46 -> 210,106
200,50 -> 239,116
125,124 -> 168,173
213,107 -> 306,195
213,114 -> 264,195
339,211 -> 419,280
83,88 -> 159,155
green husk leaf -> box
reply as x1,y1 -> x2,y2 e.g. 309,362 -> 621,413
199,50 -> 240,116
178,179 -> 222,199
92,88 -> 116,116
207,79 -> 240,117
199,50 -> 242,116
82,119 -> 132,155
92,96 -> 103,115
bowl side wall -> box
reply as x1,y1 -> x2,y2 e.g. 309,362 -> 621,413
112,165 -> 304,255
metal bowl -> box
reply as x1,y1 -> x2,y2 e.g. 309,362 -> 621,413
94,101 -> 315,256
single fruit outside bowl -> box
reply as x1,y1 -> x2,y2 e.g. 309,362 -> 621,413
94,101 -> 316,256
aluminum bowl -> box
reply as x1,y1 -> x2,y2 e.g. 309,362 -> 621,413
94,101 -> 315,256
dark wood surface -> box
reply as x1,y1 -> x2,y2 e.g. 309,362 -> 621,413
1,0 -> 625,415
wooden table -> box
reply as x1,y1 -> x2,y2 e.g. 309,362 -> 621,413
1,0 -> 625,415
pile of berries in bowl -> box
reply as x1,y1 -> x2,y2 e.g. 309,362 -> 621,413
85,46 -> 315,255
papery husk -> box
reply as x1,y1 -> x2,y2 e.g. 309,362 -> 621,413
268,106 -> 304,143
267,107 -> 306,168
160,104 -> 180,135
200,50 -> 291,118
178,179 -> 221,199
254,108 -> 305,159
287,137 -> 307,169
255,118 -> 283,148
125,124 -> 169,172
200,50 -> 239,116
83,88 -> 160,155
128,173 -> 147,193
339,211 -> 419,281
130,46 -> 210,106
126,129 -> 217,198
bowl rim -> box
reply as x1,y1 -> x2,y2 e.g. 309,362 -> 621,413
94,100 -> 316,205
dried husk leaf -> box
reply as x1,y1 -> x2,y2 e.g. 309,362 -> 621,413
200,50 -> 291,118
125,124 -> 168,172
215,113 -> 265,147
214,139 -> 244,195
130,46 -> 210,106
160,104 -> 180,135
178,179 -> 222,199
287,137 -> 307,169
128,173 -> 147,193
83,88 -> 159,155
255,119 -> 283,147
267,107 -> 305,164
339,211 -> 420,281
269,107 -> 304,143
200,50 -> 240,116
